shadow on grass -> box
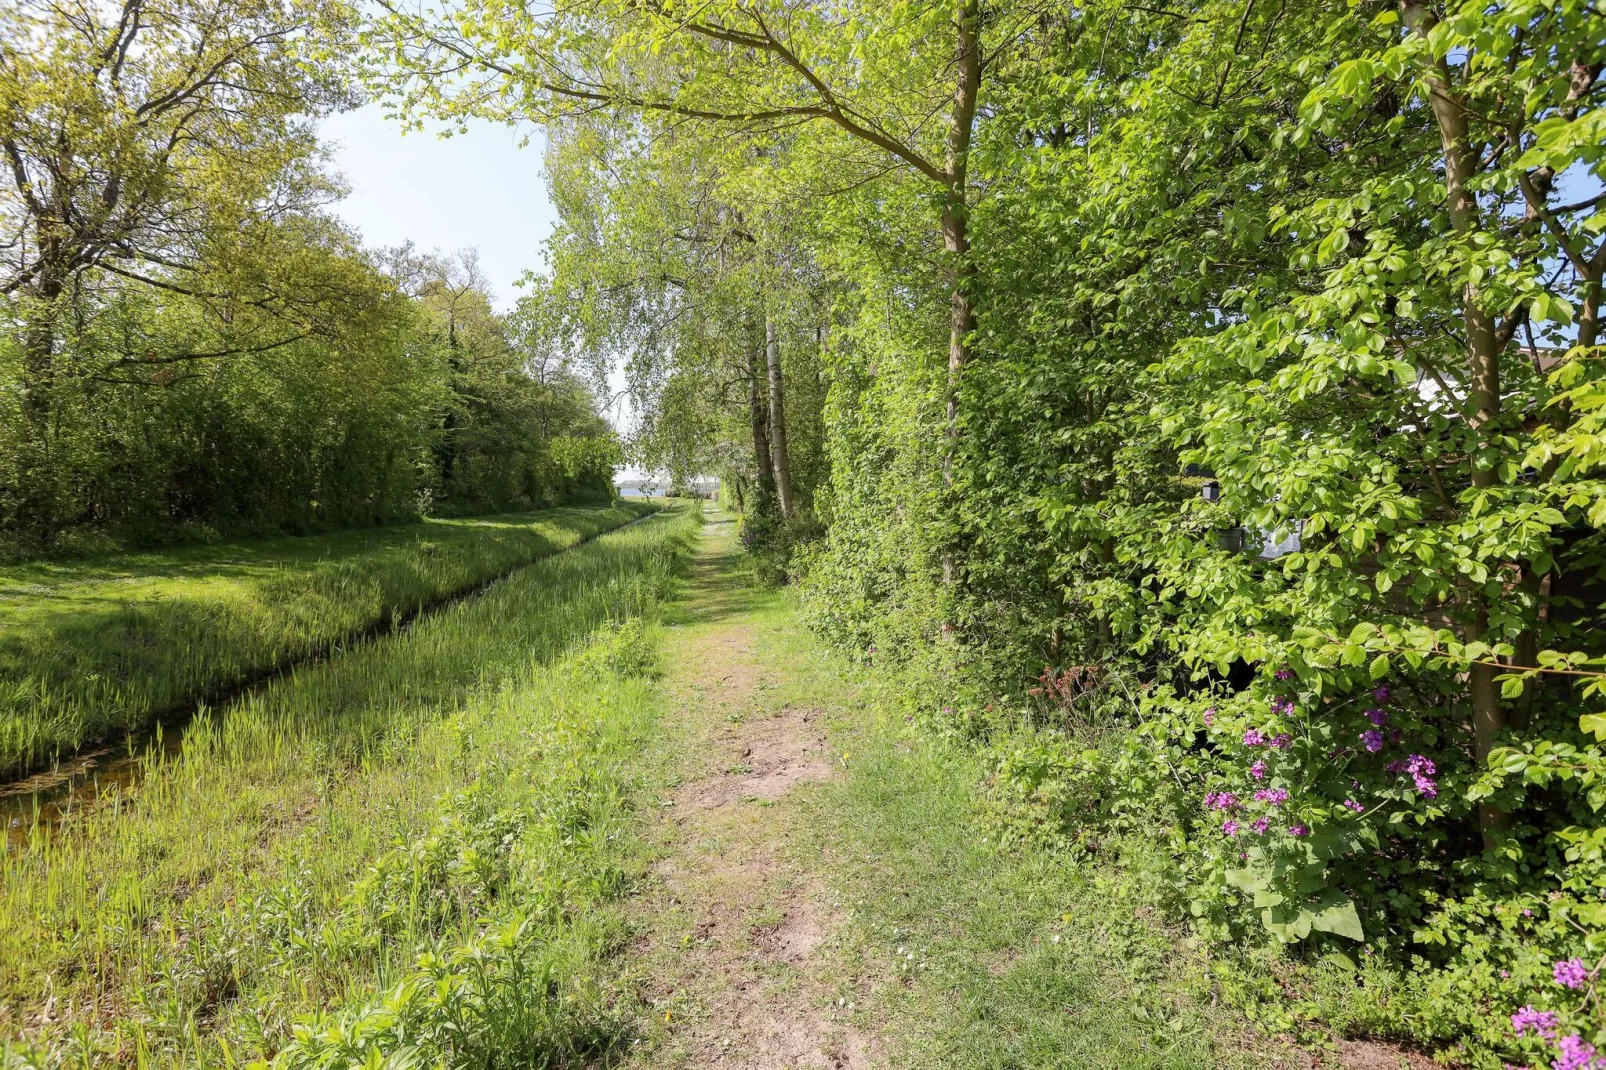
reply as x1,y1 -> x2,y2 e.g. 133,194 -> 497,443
666,518 -> 770,629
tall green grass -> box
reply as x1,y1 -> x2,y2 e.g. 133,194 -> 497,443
0,502 -> 655,777
0,504 -> 699,1068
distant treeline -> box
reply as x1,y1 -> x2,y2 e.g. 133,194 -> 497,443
0,0 -> 615,556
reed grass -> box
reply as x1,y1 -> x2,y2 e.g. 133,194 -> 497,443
0,503 -> 700,1068
0,502 -> 656,778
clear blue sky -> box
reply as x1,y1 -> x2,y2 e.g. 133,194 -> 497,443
320,105 -> 556,310
321,104 -> 643,472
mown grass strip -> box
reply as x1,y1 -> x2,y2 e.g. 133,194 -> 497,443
0,504 -> 699,1068
729,597 -> 1278,1069
0,502 -> 656,778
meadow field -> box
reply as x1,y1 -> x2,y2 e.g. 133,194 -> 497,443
0,503 -> 697,1066
0,503 -> 655,778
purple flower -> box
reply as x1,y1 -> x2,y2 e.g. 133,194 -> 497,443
1253,788 -> 1290,806
1511,1006 -> 1560,1039
1275,667 -> 1294,681
1372,684 -> 1390,703
1554,958 -> 1591,990
1365,707 -> 1388,726
1361,729 -> 1384,753
1251,817 -> 1271,834
1205,791 -> 1239,811
1288,823 -> 1310,837
1271,733 -> 1293,749
1405,754 -> 1438,798
1553,1033 -> 1601,1070
1243,728 -> 1267,747
1222,819 -> 1239,837
1250,759 -> 1268,780
1271,696 -> 1296,716
1203,707 -> 1216,726
1343,798 -> 1365,813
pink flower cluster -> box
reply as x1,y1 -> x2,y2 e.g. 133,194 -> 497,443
1513,1007 -> 1561,1038
1205,791 -> 1239,811
1555,958 -> 1592,991
1271,696 -> 1296,716
1343,798 -> 1365,813
1365,707 -> 1388,726
1361,728 -> 1384,753
1253,787 -> 1290,806
1509,1006 -> 1605,1070
1554,1034 -> 1605,1070
1243,728 -> 1267,746
1250,759 -> 1268,780
1404,754 -> 1437,798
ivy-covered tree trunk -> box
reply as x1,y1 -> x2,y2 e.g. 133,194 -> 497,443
748,348 -> 777,514
939,0 -> 981,598
16,265 -> 64,544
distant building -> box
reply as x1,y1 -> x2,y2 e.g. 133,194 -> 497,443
615,475 -> 720,500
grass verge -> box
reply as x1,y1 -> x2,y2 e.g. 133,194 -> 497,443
0,504 -> 698,1068
800,696 -> 1275,1068
0,502 -> 655,778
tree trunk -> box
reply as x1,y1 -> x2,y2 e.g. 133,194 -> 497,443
939,0 -> 982,597
16,266 -> 64,543
1403,0 -> 1507,846
941,0 -> 980,484
748,350 -> 777,513
766,312 -> 796,519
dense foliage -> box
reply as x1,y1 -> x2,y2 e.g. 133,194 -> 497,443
0,0 -> 616,557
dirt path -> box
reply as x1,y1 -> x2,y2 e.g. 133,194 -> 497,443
624,511 -> 881,1069
618,511 -> 1398,1070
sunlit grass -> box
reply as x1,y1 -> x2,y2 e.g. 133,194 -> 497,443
0,504 -> 700,1067
0,503 -> 656,777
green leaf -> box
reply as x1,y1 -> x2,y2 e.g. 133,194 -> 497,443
1309,894 -> 1365,942
1580,713 -> 1606,742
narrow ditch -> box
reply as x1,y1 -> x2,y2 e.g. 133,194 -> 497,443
1,506 -> 664,850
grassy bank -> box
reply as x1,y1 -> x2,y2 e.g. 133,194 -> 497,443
0,504 -> 697,1067
0,502 -> 655,778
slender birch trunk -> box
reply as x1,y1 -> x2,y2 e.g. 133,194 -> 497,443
766,312 -> 796,518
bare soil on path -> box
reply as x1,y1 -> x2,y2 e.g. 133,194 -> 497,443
621,511 -> 878,1069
